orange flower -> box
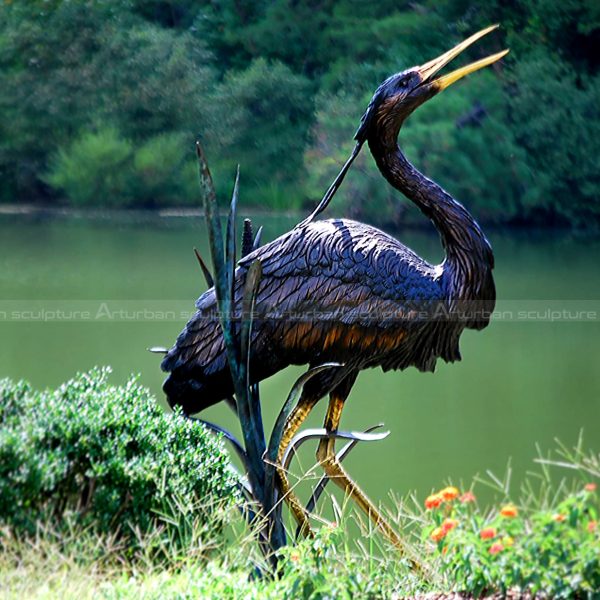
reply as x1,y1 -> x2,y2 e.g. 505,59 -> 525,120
489,542 -> 504,555
552,513 -> 567,523
440,486 -> 460,501
290,550 -> 300,562
500,504 -> 518,518
430,527 -> 446,542
460,491 -> 476,503
588,521 -> 597,533
584,483 -> 597,492
480,527 -> 497,540
441,518 -> 459,533
425,493 -> 443,509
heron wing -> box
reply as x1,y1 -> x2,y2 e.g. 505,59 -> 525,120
163,219 -> 443,379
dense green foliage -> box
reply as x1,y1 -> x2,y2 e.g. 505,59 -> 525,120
0,367 -> 237,551
1,1 -> 599,226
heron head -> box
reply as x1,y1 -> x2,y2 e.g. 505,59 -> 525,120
355,25 -> 508,144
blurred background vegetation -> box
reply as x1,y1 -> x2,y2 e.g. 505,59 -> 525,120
0,0 -> 599,228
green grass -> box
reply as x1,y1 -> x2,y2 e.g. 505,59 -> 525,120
1,438 -> 599,599
0,519 -> 426,600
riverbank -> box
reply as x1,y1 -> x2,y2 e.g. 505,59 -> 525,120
0,203 -> 304,221
1,203 -> 594,240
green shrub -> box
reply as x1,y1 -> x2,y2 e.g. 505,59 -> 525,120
44,127 -> 134,205
46,128 -> 201,207
132,132 -> 198,206
0,368 -> 237,551
0,377 -> 31,423
0,3 -> 217,202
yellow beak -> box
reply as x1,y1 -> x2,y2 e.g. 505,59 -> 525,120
418,24 -> 509,90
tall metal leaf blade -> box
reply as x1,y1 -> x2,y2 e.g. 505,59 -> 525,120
196,143 -> 260,495
240,259 -> 262,379
283,427 -> 390,471
252,226 -> 263,251
196,142 -> 226,301
240,259 -> 266,458
225,166 -> 240,305
196,141 -> 217,206
193,247 -> 214,288
196,143 -> 238,395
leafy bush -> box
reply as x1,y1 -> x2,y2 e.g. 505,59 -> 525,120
45,127 -> 134,206
0,2 -> 216,203
90,21 -> 216,141
423,483 -> 600,597
0,2 -> 120,200
0,368 -> 237,550
132,132 -> 198,206
46,129 -> 200,206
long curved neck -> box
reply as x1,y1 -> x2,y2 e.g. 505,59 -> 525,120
368,131 -> 494,299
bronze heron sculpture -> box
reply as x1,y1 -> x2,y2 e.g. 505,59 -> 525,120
162,25 -> 505,543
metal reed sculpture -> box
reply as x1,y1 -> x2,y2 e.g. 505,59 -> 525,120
172,145 -> 391,567
160,25 -> 505,566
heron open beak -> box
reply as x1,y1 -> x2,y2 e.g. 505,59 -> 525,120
418,25 -> 509,91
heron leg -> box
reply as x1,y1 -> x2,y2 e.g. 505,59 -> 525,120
315,390 -> 414,561
276,392 -> 320,536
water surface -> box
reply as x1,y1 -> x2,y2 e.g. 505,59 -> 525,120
1,212 -> 599,508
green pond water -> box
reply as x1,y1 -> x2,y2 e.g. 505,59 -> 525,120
1,211 -> 599,509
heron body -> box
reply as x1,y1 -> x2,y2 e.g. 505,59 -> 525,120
161,25 -> 504,545
162,215 -> 491,415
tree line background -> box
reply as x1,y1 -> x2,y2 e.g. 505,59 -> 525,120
1,0 -> 599,228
